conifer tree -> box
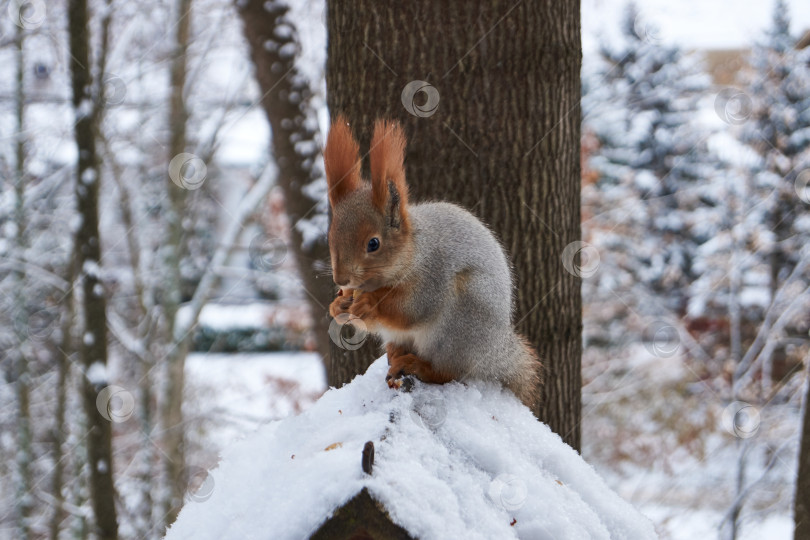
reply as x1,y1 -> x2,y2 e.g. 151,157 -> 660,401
584,2 -> 714,320
742,0 -> 810,300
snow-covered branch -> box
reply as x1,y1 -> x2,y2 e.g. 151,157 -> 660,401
107,310 -> 148,362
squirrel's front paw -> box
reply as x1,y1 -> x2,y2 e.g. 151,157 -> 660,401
329,289 -> 353,318
348,290 -> 377,321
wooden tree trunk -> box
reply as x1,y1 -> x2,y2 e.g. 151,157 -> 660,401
326,0 -> 582,449
795,368 -> 810,539
238,0 -> 338,373
67,0 -> 118,537
160,0 -> 193,528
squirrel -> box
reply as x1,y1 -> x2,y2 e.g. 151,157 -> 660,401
323,116 -> 542,409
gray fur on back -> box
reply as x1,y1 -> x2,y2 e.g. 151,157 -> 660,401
378,202 -> 528,388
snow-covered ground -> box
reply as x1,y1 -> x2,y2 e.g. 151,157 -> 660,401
185,352 -> 325,450
643,506 -> 792,540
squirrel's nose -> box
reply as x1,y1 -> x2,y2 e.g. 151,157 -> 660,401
334,275 -> 350,287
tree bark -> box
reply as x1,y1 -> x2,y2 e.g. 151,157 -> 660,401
238,0 -> 364,381
795,366 -> 810,539
325,0 -> 582,449
160,0 -> 193,529
67,0 -> 118,536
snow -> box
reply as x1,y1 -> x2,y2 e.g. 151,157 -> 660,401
185,352 -> 325,445
295,213 -> 327,249
740,286 -> 771,309
296,176 -> 329,248
293,139 -> 317,156
176,301 -> 287,332
75,98 -> 93,119
285,0 -> 327,93
80,168 -> 97,184
86,362 -> 106,385
301,176 -> 327,201
167,357 -> 655,540
706,129 -> 761,168
278,42 -> 298,60
642,505 -> 793,540
82,259 -> 101,278
273,24 -> 293,40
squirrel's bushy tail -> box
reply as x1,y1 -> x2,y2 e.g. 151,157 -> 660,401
506,335 -> 543,410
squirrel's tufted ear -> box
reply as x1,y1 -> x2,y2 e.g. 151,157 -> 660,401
323,115 -> 362,207
369,119 -> 409,229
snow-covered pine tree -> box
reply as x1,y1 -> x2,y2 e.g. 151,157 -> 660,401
741,0 -> 810,302
682,0 -> 810,400
584,2 -> 714,319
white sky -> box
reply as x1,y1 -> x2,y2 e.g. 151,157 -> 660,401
582,0 -> 810,52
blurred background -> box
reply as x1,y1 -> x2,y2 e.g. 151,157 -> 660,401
0,0 -> 808,538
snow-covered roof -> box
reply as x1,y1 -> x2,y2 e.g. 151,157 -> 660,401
166,357 -> 656,540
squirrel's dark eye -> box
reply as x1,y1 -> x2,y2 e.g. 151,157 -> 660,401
367,237 -> 380,253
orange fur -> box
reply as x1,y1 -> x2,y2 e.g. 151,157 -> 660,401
328,291 -> 353,319
323,115 -> 362,207
512,335 -> 542,409
369,119 -> 409,225
386,343 -> 455,385
348,284 -> 415,331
